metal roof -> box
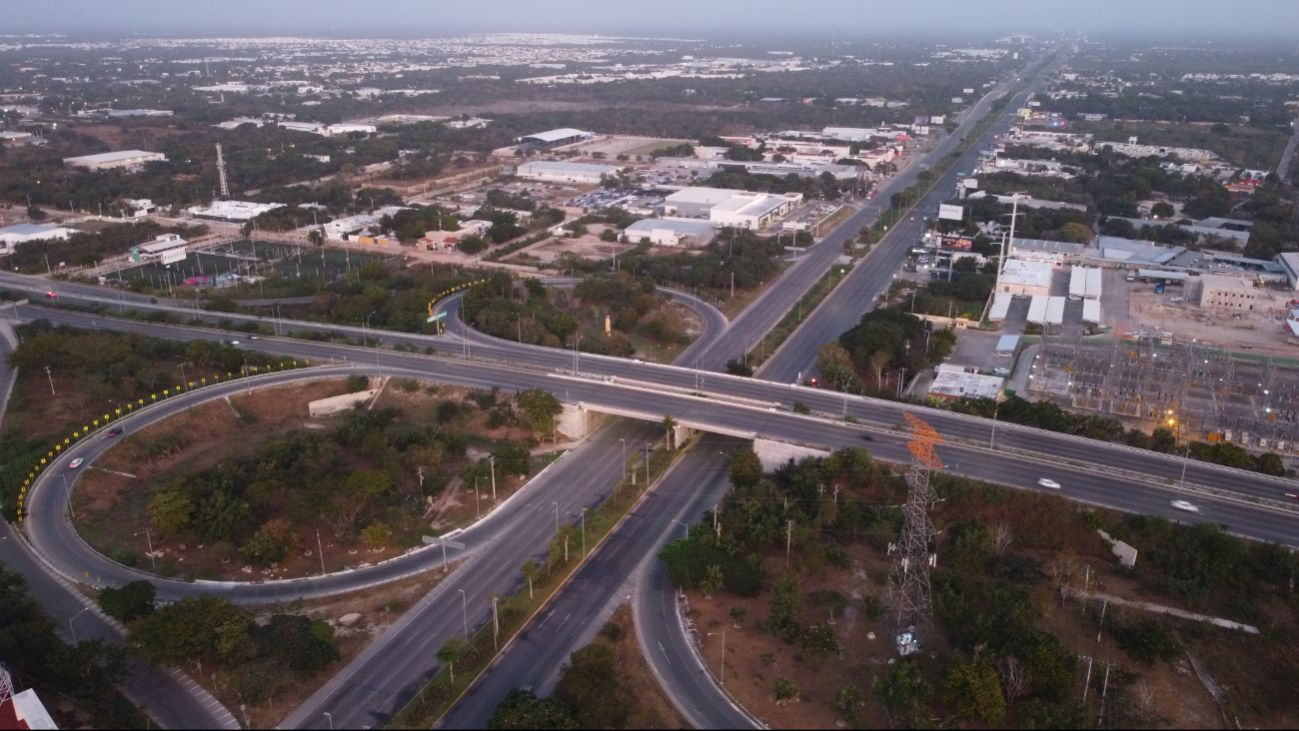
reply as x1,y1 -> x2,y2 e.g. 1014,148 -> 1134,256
520,128 -> 590,143
63,149 -> 163,165
517,160 -> 620,175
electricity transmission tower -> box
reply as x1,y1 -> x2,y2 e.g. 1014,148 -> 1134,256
885,412 -> 944,655
216,143 -> 230,199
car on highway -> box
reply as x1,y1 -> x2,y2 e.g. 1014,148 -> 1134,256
861,434 -> 875,441
68,458 -> 84,469
1036,478 -> 1061,489
1285,492 -> 1298,501
223,339 -> 240,346
107,428 -> 123,438
1171,500 -> 1200,513
45,291 -> 57,298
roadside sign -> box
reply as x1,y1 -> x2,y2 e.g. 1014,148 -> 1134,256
427,311 -> 447,322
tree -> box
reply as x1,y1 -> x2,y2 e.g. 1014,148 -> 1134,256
801,623 -> 839,666
517,388 -> 563,433
660,414 -> 678,449
361,522 -> 391,547
869,350 -> 891,387
1150,201 -> 1176,219
98,580 -> 156,622
521,560 -> 540,599
487,688 -> 578,730
437,636 -> 466,684
26,205 -> 45,222
148,488 -> 193,536
308,227 -> 325,247
699,564 -> 724,598
816,342 -> 860,392
873,658 -> 932,728
127,594 -> 247,667
730,605 -> 748,628
458,234 -> 489,255
998,655 -> 1028,709
728,448 -> 764,489
773,676 -> 799,702
554,643 -> 629,728
944,659 -> 1006,725
765,574 -> 801,642
725,358 -> 754,377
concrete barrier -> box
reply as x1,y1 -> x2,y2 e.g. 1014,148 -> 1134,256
308,388 -> 380,417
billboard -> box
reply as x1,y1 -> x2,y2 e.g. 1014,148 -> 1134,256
914,115 -> 929,125
951,97 -> 964,104
938,204 -> 965,221
963,88 -> 974,94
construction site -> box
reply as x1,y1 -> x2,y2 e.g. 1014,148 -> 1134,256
1027,335 -> 1299,454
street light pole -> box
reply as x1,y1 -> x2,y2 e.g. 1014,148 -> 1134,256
552,502 -> 559,532
323,712 -> 333,730
708,630 -> 727,685
489,456 -> 496,502
69,607 -> 90,642
572,336 -> 584,374
990,399 -> 1000,448
457,589 -> 468,640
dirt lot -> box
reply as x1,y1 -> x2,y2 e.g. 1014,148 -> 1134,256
72,378 -> 534,581
194,568 -> 455,729
505,226 -> 632,265
1126,282 -> 1298,355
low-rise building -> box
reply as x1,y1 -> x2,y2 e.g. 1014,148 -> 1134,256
1196,274 -> 1274,312
998,258 -> 1055,297
63,149 -> 166,171
130,233 -> 188,265
184,200 -> 285,223
1278,252 -> 1299,290
0,223 -> 71,254
516,128 -> 593,148
928,364 -> 1004,400
623,218 -> 716,247
662,187 -> 802,229
515,160 -> 622,184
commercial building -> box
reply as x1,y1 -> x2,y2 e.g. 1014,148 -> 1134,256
184,200 -> 285,223
662,187 -> 801,229
279,121 -> 376,136
623,218 -> 716,247
928,364 -> 1004,400
1279,252 -> 1299,290
130,233 -> 188,265
515,160 -> 621,184
516,128 -> 592,148
998,258 -> 1054,297
63,149 -> 166,171
0,223 -> 71,254
1196,274 -> 1274,312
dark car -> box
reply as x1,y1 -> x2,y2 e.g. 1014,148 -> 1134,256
861,434 -> 875,441
107,428 -> 123,437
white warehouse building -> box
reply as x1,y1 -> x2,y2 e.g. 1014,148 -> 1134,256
130,233 -> 189,265
998,258 -> 1055,298
662,187 -> 802,230
63,149 -> 166,171
515,160 -> 622,184
623,218 -> 716,247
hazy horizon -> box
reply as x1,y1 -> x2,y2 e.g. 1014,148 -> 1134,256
4,0 -> 1298,40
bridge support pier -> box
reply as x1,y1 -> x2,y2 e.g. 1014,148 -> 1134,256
752,437 -> 831,471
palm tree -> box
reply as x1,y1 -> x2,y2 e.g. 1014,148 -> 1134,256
661,414 -> 678,449
436,636 -> 465,684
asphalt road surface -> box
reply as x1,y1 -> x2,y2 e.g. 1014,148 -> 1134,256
439,435 -> 750,729
757,50 -> 1066,384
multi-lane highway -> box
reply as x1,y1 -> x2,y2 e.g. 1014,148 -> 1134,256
758,52 -> 1063,384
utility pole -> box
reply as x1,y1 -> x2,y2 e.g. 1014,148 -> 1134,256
489,456 -> 496,501
44,365 -> 55,396
316,529 -> 325,575
785,520 -> 794,565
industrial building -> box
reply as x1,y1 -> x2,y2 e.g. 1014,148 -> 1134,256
1278,252 -> 1299,290
515,128 -> 592,148
279,121 -> 376,136
662,187 -> 801,229
63,149 -> 166,171
1067,266 -> 1102,300
623,218 -> 716,247
998,258 -> 1054,297
515,160 -> 622,184
130,233 -> 188,265
184,200 -> 284,223
0,223 -> 71,254
928,364 -> 1004,400
1195,274 -> 1274,312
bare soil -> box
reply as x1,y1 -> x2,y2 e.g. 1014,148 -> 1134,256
1126,284 -> 1297,355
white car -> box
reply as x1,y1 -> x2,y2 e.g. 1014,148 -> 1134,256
1037,478 -> 1061,490
68,458 -> 84,469
1171,500 -> 1200,513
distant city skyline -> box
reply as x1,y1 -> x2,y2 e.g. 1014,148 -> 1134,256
3,0 -> 1297,40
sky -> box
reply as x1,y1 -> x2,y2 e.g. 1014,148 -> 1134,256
2,0 -> 1296,39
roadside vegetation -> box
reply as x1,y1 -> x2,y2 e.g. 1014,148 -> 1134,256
75,378 -> 562,581
0,565 -> 149,728
656,447 -> 1299,728
460,270 -> 701,362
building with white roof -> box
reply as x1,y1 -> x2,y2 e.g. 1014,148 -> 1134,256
0,223 -> 71,254
63,149 -> 166,171
623,218 -> 716,247
516,128 -> 592,148
184,201 -> 285,223
1278,252 -> 1299,290
662,187 -> 802,229
1196,274 -> 1275,312
998,258 -> 1054,297
130,233 -> 188,265
929,364 -> 1004,400
516,160 -> 622,184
